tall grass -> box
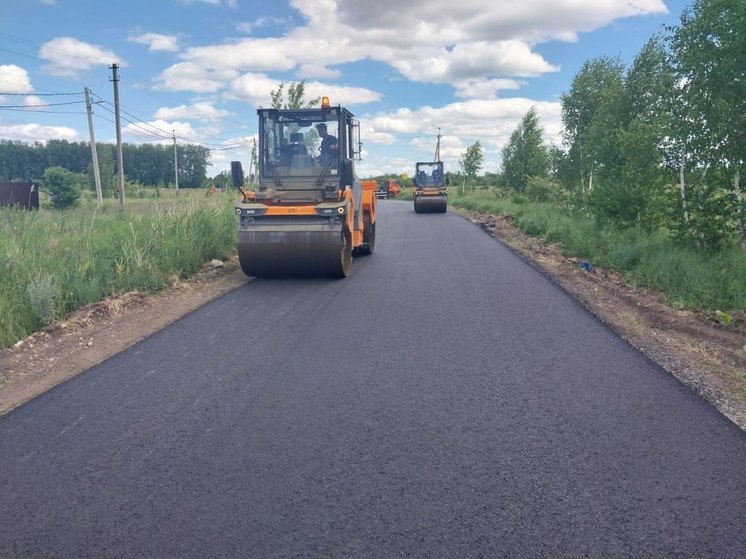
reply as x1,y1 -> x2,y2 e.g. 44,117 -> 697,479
451,191 -> 746,312
0,193 -> 237,348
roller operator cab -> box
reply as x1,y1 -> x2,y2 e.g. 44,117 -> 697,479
232,98 -> 376,278
413,161 -> 447,213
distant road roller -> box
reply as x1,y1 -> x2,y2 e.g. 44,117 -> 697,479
231,97 -> 376,278
413,160 -> 447,213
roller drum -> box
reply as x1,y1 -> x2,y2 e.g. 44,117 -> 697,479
415,195 -> 447,213
237,221 -> 351,278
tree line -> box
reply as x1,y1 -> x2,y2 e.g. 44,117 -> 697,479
0,139 -> 211,192
497,0 -> 744,250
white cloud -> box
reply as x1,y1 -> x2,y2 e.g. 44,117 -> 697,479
393,41 -> 558,85
128,33 -> 180,52
360,97 -> 563,171
226,73 -> 282,106
329,0 -> 667,43
180,39 -> 298,73
180,0 -> 238,7
236,16 -> 295,34
453,79 -> 524,99
156,0 -> 664,98
155,102 -> 231,121
0,65 -> 34,93
0,122 -> 79,143
39,37 -> 124,78
154,62 -> 239,92
297,64 -> 341,80
228,73 -> 381,108
23,95 -> 46,110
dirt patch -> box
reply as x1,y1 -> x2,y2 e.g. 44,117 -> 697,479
0,261 -> 247,415
459,208 -> 746,430
1,217 -> 745,430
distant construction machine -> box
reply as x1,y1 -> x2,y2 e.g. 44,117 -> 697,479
375,178 -> 402,199
413,129 -> 447,213
231,97 -> 376,278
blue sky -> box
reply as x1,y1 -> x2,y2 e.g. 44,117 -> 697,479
0,0 -> 690,178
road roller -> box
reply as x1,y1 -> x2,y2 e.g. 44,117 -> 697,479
231,97 -> 376,278
413,161 -> 447,213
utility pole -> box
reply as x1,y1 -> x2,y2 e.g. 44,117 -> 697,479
84,87 -> 103,207
110,63 -> 125,209
434,127 -> 442,163
248,137 -> 257,184
172,130 -> 179,196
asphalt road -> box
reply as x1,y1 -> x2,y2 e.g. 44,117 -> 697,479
2,200 -> 744,558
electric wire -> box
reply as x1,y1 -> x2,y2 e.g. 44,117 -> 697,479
0,100 -> 86,109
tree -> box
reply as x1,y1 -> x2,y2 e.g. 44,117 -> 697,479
458,141 -> 484,192
270,81 -> 320,109
671,0 -> 746,248
614,36 -> 678,228
43,166 -> 81,210
178,144 -> 211,188
561,56 -> 626,202
501,107 -> 550,192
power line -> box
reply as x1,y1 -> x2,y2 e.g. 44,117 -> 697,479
87,89 -> 255,148
0,100 -> 86,109
0,32 -> 116,65
93,113 -> 116,126
0,108 -> 86,114
95,102 -> 173,141
0,92 -> 82,96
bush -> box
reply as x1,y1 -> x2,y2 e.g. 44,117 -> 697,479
43,166 -> 81,210
27,275 -> 57,326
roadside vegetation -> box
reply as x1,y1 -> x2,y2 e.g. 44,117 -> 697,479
437,0 -> 745,318
0,189 -> 236,348
449,189 -> 746,314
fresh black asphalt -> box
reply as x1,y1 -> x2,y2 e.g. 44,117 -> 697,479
1,200 -> 744,558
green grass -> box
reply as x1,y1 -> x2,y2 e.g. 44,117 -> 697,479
0,190 -> 237,348
451,190 -> 746,312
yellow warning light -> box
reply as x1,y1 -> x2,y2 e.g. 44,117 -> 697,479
321,96 -> 330,109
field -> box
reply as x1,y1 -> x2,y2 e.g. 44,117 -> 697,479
0,188 -> 237,349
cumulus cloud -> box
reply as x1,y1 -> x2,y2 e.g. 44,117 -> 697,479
154,62 -> 239,92
0,65 -> 34,93
39,37 -> 124,78
360,97 -> 563,171
155,102 -> 231,121
330,0 -> 667,43
0,122 -> 79,143
393,41 -> 558,84
180,0 -> 238,7
228,73 -> 381,108
157,0 -> 664,99
236,16 -> 295,34
128,33 -> 181,52
453,79 -> 524,99
21,96 -> 47,110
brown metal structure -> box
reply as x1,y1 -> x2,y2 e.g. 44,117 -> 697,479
0,182 -> 39,210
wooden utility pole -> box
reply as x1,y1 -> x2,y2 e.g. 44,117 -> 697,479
84,87 -> 103,207
248,138 -> 257,184
172,130 -> 179,196
110,63 -> 125,209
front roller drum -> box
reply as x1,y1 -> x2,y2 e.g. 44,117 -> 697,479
237,225 -> 352,278
415,195 -> 447,213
